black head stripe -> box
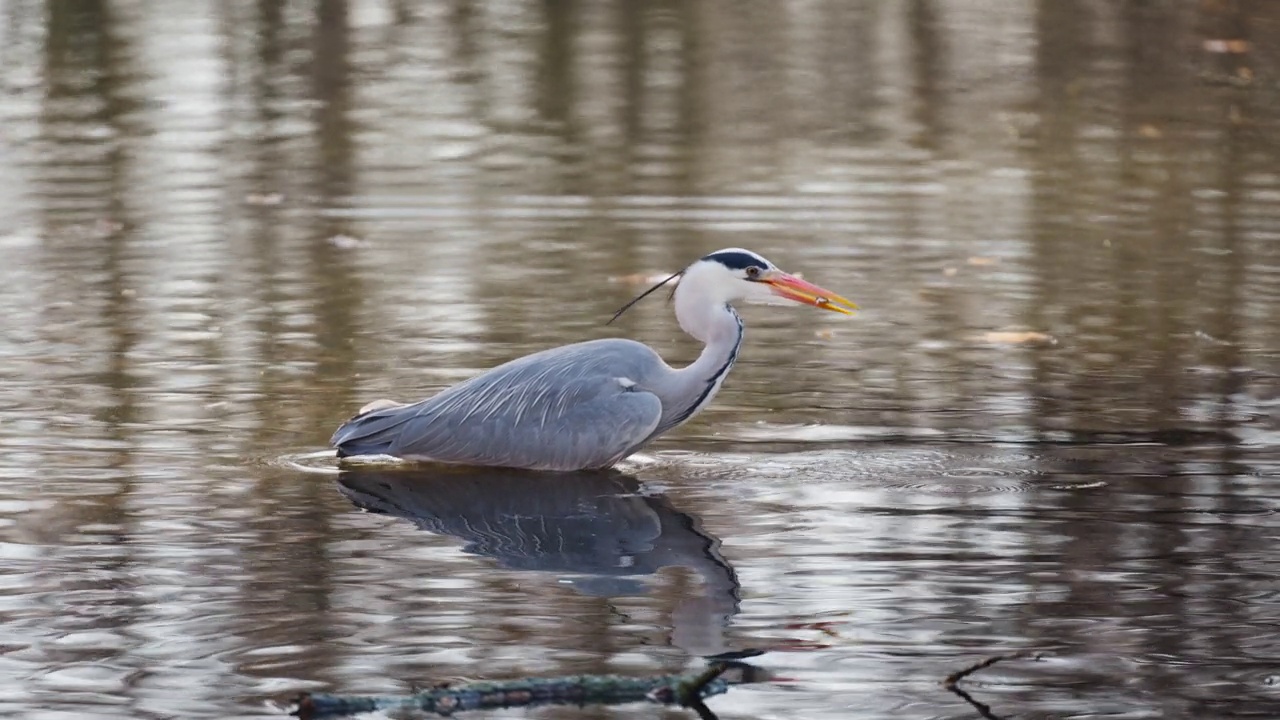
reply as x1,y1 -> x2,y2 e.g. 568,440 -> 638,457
702,249 -> 768,271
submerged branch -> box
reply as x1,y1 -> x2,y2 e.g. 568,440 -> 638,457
677,662 -> 730,720
944,650 -> 1043,720
292,669 -> 732,719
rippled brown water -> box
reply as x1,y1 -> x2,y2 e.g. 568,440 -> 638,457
1,1 -> 1279,719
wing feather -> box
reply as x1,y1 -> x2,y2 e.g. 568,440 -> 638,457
331,340 -> 665,471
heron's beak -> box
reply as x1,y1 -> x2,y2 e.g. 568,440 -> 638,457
761,270 -> 858,315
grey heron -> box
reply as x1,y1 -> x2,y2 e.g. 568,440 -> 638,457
331,248 -> 856,470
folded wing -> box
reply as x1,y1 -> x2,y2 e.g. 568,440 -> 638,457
331,340 -> 665,471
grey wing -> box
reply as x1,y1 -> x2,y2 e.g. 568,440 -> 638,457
331,343 -> 664,471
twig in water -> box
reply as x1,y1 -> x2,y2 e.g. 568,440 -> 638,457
295,669 -> 733,719
944,650 -> 1042,720
944,650 -> 1038,690
673,662 -> 729,720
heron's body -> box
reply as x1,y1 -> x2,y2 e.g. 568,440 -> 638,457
331,248 -> 852,471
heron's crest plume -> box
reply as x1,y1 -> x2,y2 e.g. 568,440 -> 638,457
607,270 -> 683,325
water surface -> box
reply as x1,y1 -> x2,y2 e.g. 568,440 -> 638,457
1,1 -> 1278,718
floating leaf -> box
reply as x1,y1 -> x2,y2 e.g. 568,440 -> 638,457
328,234 -> 368,249
246,192 -> 285,206
1203,39 -> 1250,54
980,331 -> 1056,346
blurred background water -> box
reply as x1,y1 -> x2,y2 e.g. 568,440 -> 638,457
0,1 -> 1278,718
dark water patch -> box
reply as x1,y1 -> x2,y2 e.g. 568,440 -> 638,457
2,2 -> 1280,719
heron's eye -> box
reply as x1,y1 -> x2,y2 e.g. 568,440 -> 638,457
745,266 -> 762,279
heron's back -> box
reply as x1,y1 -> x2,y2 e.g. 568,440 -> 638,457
331,339 -> 671,470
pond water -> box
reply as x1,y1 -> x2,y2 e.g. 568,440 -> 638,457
1,1 -> 1279,719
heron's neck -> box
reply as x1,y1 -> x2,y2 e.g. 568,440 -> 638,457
660,293 -> 744,430
677,301 -> 743,378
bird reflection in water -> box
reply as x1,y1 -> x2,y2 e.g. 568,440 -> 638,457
335,467 -> 744,660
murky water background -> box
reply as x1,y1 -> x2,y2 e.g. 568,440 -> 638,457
2,1 -> 1279,718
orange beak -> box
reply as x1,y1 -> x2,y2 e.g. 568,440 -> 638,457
760,270 -> 858,315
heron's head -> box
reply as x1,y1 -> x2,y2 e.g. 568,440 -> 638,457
608,247 -> 856,325
686,248 -> 858,314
